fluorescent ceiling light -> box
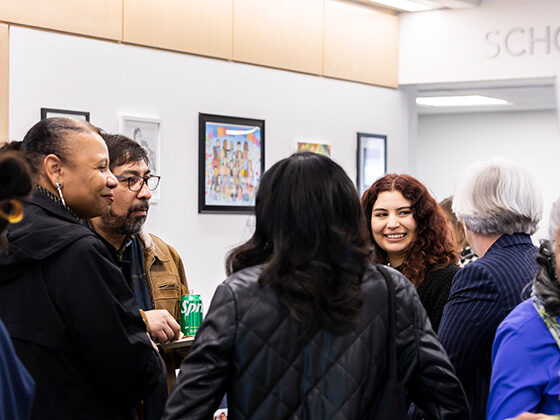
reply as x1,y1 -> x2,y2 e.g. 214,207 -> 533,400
416,95 -> 511,107
367,0 -> 439,12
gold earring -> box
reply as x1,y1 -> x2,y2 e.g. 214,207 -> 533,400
0,200 -> 24,224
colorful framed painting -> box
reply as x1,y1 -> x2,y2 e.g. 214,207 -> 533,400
41,108 -> 90,122
198,113 -> 265,214
296,141 -> 331,157
357,132 -> 387,197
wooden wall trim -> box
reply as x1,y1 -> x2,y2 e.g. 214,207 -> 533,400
233,0 -> 323,75
324,0 -> 399,88
123,0 -> 233,60
1,0 -> 399,92
0,0 -> 122,41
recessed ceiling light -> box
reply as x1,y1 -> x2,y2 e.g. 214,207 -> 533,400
367,0 -> 440,12
416,95 -> 511,107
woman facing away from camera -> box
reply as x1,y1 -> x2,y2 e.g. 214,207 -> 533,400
0,118 -> 166,419
163,152 -> 468,419
434,158 -> 542,420
487,198 -> 560,419
361,174 -> 459,333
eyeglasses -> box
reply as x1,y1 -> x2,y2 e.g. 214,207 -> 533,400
116,175 -> 161,192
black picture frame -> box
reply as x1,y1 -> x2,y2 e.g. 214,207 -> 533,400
357,132 -> 387,197
40,108 -> 90,122
198,113 -> 265,214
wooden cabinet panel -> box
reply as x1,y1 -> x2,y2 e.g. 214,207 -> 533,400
324,0 -> 398,88
0,0 -> 122,40
0,24 -> 7,142
124,0 -> 232,59
234,0 -> 323,75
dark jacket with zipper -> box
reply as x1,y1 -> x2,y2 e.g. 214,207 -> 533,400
163,264 -> 469,420
0,191 -> 166,420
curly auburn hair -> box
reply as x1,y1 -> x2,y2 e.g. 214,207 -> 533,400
361,174 -> 457,287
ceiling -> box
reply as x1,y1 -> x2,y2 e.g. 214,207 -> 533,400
415,77 -> 557,115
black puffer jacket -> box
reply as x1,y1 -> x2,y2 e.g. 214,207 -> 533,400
0,191 -> 166,419
164,264 -> 468,419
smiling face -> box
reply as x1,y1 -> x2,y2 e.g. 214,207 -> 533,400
371,190 -> 417,267
99,159 -> 152,235
59,132 -> 117,218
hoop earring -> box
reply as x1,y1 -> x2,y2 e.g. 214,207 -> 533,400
0,200 -> 23,224
55,182 -> 66,207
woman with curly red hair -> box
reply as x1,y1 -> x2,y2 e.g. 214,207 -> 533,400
361,173 -> 458,332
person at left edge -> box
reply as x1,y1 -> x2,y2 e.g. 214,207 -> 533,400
0,148 -> 35,420
0,118 -> 166,420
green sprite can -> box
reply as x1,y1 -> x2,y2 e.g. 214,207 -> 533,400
180,294 -> 203,336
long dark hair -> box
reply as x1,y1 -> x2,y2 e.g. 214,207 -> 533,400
361,174 -> 457,286
226,152 -> 371,336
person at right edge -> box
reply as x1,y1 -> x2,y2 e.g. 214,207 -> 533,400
163,152 -> 468,419
487,198 -> 560,419
413,158 -> 542,420
0,118 -> 166,419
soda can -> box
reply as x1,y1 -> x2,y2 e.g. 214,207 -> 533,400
180,294 -> 203,336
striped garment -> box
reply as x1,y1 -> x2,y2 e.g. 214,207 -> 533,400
437,233 -> 539,420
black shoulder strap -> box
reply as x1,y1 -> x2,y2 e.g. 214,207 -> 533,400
377,265 -> 398,381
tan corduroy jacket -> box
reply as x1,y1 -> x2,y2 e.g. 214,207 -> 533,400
139,232 -> 189,322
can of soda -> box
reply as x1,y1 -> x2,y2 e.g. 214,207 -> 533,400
180,294 -> 203,336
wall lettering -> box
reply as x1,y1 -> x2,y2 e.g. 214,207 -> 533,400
485,26 -> 560,58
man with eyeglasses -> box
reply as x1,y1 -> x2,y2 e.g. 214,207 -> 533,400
90,134 -> 188,345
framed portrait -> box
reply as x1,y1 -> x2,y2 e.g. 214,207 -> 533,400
41,108 -> 90,121
296,141 -> 331,157
119,116 -> 162,201
357,132 -> 387,197
199,113 -> 265,214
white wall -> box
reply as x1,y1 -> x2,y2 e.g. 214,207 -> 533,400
416,110 -> 560,241
399,0 -> 560,84
9,26 -> 414,306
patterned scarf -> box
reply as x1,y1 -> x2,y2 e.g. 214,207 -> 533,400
532,287 -> 560,350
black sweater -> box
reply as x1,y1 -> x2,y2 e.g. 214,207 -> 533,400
415,264 -> 459,333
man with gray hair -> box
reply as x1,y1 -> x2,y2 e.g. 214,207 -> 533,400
434,158 -> 543,420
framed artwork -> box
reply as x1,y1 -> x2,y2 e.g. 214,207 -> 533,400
41,108 -> 90,121
357,132 -> 387,197
296,141 -> 331,157
119,116 -> 162,201
199,113 -> 264,214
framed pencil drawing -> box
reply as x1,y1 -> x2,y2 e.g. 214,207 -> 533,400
119,116 -> 162,201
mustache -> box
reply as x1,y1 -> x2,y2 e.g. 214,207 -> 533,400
128,201 -> 149,215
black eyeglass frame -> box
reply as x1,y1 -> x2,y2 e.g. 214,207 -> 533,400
115,175 -> 161,192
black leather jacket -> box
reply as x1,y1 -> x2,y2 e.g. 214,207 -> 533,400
164,264 -> 468,419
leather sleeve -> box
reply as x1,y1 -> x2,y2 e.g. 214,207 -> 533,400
51,237 -> 166,403
163,282 -> 236,420
388,270 -> 469,419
